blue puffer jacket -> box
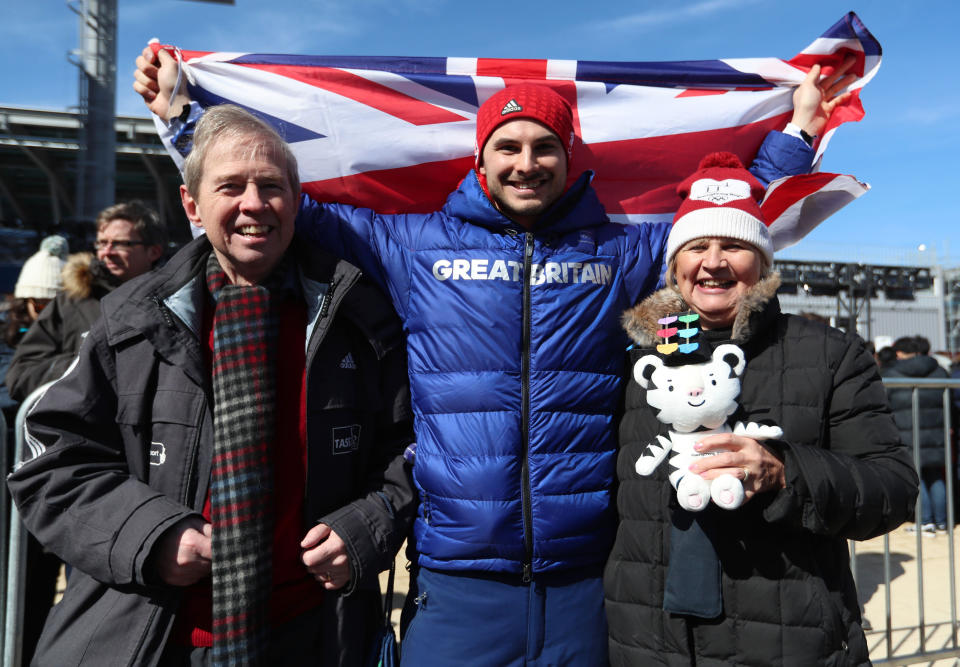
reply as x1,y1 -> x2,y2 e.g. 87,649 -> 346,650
296,132 -> 812,575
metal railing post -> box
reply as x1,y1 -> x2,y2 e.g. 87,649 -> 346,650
874,376 -> 960,665
911,387 -> 926,654
943,387 -> 957,650
0,407 -> 6,664
3,383 -> 54,667
883,533 -> 893,658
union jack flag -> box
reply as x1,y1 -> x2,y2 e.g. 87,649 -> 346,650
153,11 -> 878,251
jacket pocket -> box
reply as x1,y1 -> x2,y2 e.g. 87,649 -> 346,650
305,327 -> 385,518
33,574 -> 168,667
421,491 -> 432,526
800,545 -> 849,655
115,387 -> 205,486
306,403 -> 371,520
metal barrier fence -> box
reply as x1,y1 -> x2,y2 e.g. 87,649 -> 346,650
0,377 -> 958,666
0,407 -> 6,666
2,383 -> 51,667
859,376 -> 960,666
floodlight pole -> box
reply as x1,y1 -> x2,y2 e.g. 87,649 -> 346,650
68,0 -> 117,223
67,0 -> 230,224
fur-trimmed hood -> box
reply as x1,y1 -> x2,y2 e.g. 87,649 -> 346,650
621,273 -> 782,347
61,252 -> 120,301
62,252 -> 95,300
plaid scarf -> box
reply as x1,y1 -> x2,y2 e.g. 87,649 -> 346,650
206,253 -> 282,666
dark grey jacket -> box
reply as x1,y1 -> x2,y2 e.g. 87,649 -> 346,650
881,354 -> 949,467
605,275 -> 918,667
8,237 -> 415,666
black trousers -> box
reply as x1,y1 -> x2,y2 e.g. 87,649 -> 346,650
159,604 -> 325,666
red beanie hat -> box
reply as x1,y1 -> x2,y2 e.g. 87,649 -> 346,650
667,152 -> 772,264
474,84 -> 575,169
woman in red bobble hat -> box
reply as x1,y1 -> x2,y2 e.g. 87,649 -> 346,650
604,151 -> 918,666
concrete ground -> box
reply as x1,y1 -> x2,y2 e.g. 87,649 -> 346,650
47,526 -> 960,665
854,523 -> 960,665
381,529 -> 960,666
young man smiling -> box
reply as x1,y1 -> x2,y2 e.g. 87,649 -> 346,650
135,49 -> 850,662
480,119 -> 569,227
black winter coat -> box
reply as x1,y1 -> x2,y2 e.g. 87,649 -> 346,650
881,354 -> 949,467
8,238 -> 416,667
604,276 -> 918,667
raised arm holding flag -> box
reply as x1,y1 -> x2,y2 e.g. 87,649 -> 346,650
131,12 -> 875,665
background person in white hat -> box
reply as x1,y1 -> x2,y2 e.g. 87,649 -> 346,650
3,233 -> 68,436
5,235 -> 68,341
1,234 -> 68,664
3,234 -> 69,424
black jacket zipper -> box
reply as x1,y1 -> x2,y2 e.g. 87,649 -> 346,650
520,231 -> 534,583
304,269 -> 360,516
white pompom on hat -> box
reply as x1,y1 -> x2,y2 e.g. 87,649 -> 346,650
666,152 -> 772,265
14,235 -> 69,299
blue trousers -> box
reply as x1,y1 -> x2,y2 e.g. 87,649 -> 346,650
920,466 -> 947,526
400,566 -> 608,666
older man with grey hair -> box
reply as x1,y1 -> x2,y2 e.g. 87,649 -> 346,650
9,104 -> 414,666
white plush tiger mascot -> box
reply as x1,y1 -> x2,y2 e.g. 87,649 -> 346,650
632,343 -> 783,511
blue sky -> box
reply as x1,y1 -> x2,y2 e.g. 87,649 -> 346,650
1,1 -> 954,265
